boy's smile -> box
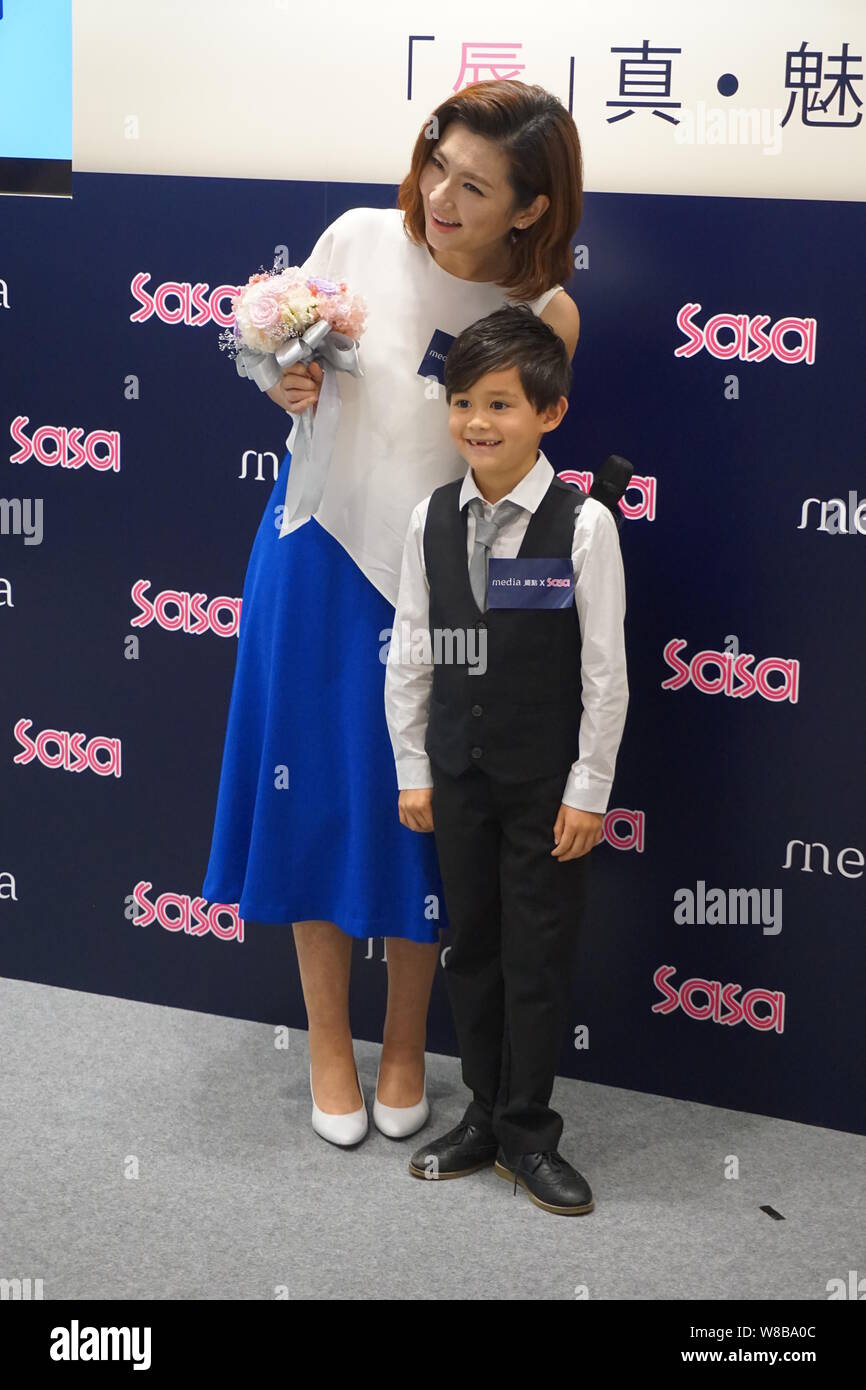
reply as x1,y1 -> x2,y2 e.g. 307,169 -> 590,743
448,365 -> 568,503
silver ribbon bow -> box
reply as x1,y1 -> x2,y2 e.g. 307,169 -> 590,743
234,319 -> 364,536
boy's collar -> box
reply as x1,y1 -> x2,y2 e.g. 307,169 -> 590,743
458,448 -> 554,515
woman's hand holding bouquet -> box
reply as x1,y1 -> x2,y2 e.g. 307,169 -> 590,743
266,361 -> 324,416
220,265 -> 367,533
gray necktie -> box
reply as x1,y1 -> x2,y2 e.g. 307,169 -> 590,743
467,496 -> 524,611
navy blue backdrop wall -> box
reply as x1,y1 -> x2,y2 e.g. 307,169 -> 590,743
1,172 -> 864,1134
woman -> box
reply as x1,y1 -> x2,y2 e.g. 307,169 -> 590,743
203,79 -> 583,1146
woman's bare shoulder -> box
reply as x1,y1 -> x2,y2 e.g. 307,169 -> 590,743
539,289 -> 580,357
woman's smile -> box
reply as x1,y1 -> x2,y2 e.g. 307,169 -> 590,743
428,205 -> 462,233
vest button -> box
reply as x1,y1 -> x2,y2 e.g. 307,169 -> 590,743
476,620 -> 487,630
470,746 -> 483,760
471,704 -> 483,717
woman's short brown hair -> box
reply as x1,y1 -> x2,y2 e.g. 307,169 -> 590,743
396,79 -> 583,303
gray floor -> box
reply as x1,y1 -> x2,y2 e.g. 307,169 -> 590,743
1,976 -> 863,1301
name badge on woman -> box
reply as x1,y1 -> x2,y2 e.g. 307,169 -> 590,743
417,329 -> 456,384
487,558 -> 574,609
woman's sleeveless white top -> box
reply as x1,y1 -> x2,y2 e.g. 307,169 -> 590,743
283,206 -> 564,607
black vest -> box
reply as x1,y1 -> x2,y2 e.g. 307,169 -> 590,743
422,475 -> 585,782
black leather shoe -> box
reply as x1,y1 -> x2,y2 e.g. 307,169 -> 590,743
495,1147 -> 594,1214
408,1118 -> 498,1179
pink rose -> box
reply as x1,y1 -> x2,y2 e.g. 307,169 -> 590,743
248,290 -> 281,331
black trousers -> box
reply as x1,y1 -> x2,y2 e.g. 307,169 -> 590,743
431,759 -> 591,1157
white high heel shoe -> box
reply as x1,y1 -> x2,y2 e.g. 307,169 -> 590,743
372,1062 -> 429,1139
309,1060 -> 368,1147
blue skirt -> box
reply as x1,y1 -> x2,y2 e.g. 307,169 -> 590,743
202,451 -> 447,943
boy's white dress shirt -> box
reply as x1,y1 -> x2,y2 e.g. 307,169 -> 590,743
384,448 -> 629,814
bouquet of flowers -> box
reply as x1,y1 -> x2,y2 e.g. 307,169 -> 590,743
219,268 -> 367,386
219,265 -> 367,535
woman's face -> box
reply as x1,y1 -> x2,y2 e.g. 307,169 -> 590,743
418,120 -> 541,259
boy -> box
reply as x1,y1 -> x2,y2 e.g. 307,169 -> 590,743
383,305 -> 628,1216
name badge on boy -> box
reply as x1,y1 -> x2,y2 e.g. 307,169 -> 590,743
417,328 -> 456,385
487,557 -> 575,609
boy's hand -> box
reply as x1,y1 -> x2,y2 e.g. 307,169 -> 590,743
551,805 -> 604,860
398,788 -> 434,833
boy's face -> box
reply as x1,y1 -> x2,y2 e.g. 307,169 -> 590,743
448,365 -> 564,483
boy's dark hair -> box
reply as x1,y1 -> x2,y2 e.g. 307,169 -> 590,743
443,304 -> 572,414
